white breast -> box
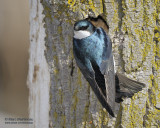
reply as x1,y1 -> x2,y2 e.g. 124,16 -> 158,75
74,30 -> 91,39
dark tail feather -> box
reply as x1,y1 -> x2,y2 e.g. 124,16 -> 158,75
115,72 -> 145,103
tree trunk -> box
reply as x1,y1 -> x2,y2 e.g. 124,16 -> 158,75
28,0 -> 160,128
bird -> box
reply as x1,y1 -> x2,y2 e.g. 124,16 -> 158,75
73,16 -> 145,117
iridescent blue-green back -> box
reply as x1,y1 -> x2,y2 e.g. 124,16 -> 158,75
73,27 -> 112,72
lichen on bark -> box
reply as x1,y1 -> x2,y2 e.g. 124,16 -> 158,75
39,0 -> 160,127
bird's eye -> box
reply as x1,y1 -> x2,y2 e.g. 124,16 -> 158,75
79,25 -> 88,30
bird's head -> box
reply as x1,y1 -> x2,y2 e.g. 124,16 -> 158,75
74,20 -> 96,39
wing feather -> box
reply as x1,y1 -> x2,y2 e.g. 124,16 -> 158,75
73,28 -> 115,117
102,53 -> 115,114
79,65 -> 115,117
98,29 -> 116,114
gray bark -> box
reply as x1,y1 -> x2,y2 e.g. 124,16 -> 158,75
28,0 -> 160,128
28,0 -> 50,128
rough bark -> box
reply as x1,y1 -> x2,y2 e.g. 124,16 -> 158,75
28,0 -> 50,128
28,0 -> 160,128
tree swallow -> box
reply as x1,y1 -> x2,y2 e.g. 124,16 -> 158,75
73,17 -> 145,117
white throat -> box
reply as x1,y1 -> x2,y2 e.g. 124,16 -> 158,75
74,30 -> 91,39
